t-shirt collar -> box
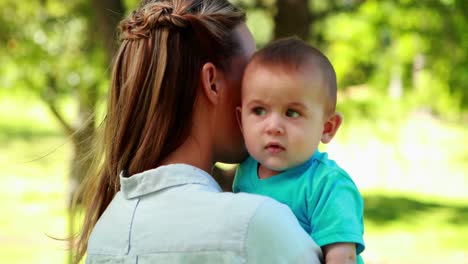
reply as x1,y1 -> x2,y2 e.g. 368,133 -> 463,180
119,164 -> 222,199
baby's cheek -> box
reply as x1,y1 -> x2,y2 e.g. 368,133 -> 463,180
243,137 -> 257,153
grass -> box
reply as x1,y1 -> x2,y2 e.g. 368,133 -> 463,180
362,193 -> 468,263
0,92 -> 71,263
1,94 -> 467,263
0,134 -> 71,263
326,108 -> 468,200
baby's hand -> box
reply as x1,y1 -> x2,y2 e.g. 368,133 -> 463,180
323,243 -> 356,264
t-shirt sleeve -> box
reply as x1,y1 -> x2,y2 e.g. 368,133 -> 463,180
246,199 -> 323,264
308,170 -> 365,254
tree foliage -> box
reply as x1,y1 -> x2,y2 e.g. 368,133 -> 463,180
239,0 -> 467,118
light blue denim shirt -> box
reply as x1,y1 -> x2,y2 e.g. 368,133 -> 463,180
86,164 -> 323,264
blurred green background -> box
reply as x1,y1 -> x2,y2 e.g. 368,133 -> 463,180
1,0 -> 467,263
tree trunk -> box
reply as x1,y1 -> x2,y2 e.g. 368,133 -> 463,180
68,87 -> 97,205
67,1 -> 125,263
67,0 -> 125,205
273,0 -> 312,40
91,0 -> 125,62
388,65 -> 403,99
412,53 -> 425,91
67,83 -> 98,263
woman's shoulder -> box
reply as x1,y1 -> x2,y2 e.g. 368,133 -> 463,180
208,192 -> 296,233
213,191 -> 280,221
242,195 -> 324,263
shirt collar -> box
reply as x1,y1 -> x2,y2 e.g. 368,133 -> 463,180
120,164 -> 222,199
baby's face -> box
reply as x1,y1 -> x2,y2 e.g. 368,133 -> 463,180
239,63 -> 328,172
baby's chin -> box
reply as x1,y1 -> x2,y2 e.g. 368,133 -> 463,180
256,163 -> 284,178
261,159 -> 310,172
254,156 -> 290,171
258,162 -> 289,174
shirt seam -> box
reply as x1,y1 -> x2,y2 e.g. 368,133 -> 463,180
242,199 -> 270,264
127,198 -> 141,254
314,154 -> 353,182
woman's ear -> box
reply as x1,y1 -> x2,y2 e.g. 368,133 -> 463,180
321,112 -> 343,144
200,62 -> 222,105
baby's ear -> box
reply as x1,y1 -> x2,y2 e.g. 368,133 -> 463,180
321,112 -> 343,144
236,106 -> 244,134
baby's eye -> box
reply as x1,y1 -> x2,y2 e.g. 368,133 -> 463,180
286,109 -> 300,118
253,107 -> 266,116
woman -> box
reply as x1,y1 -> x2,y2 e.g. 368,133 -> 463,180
75,0 -> 323,263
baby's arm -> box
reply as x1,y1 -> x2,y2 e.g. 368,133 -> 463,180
323,243 -> 356,264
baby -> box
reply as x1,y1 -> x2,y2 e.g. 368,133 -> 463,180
234,37 -> 365,264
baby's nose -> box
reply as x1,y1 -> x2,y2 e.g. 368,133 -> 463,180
266,115 -> 285,135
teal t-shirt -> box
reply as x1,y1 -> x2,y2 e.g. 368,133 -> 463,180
233,151 -> 365,259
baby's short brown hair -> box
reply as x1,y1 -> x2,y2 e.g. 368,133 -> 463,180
250,37 -> 337,114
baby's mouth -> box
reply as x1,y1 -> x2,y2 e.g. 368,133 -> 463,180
265,142 -> 285,153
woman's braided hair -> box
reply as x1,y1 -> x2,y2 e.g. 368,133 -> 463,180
120,1 -> 190,40
73,0 -> 246,262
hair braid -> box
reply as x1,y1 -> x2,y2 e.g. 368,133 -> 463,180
120,1 -> 190,40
